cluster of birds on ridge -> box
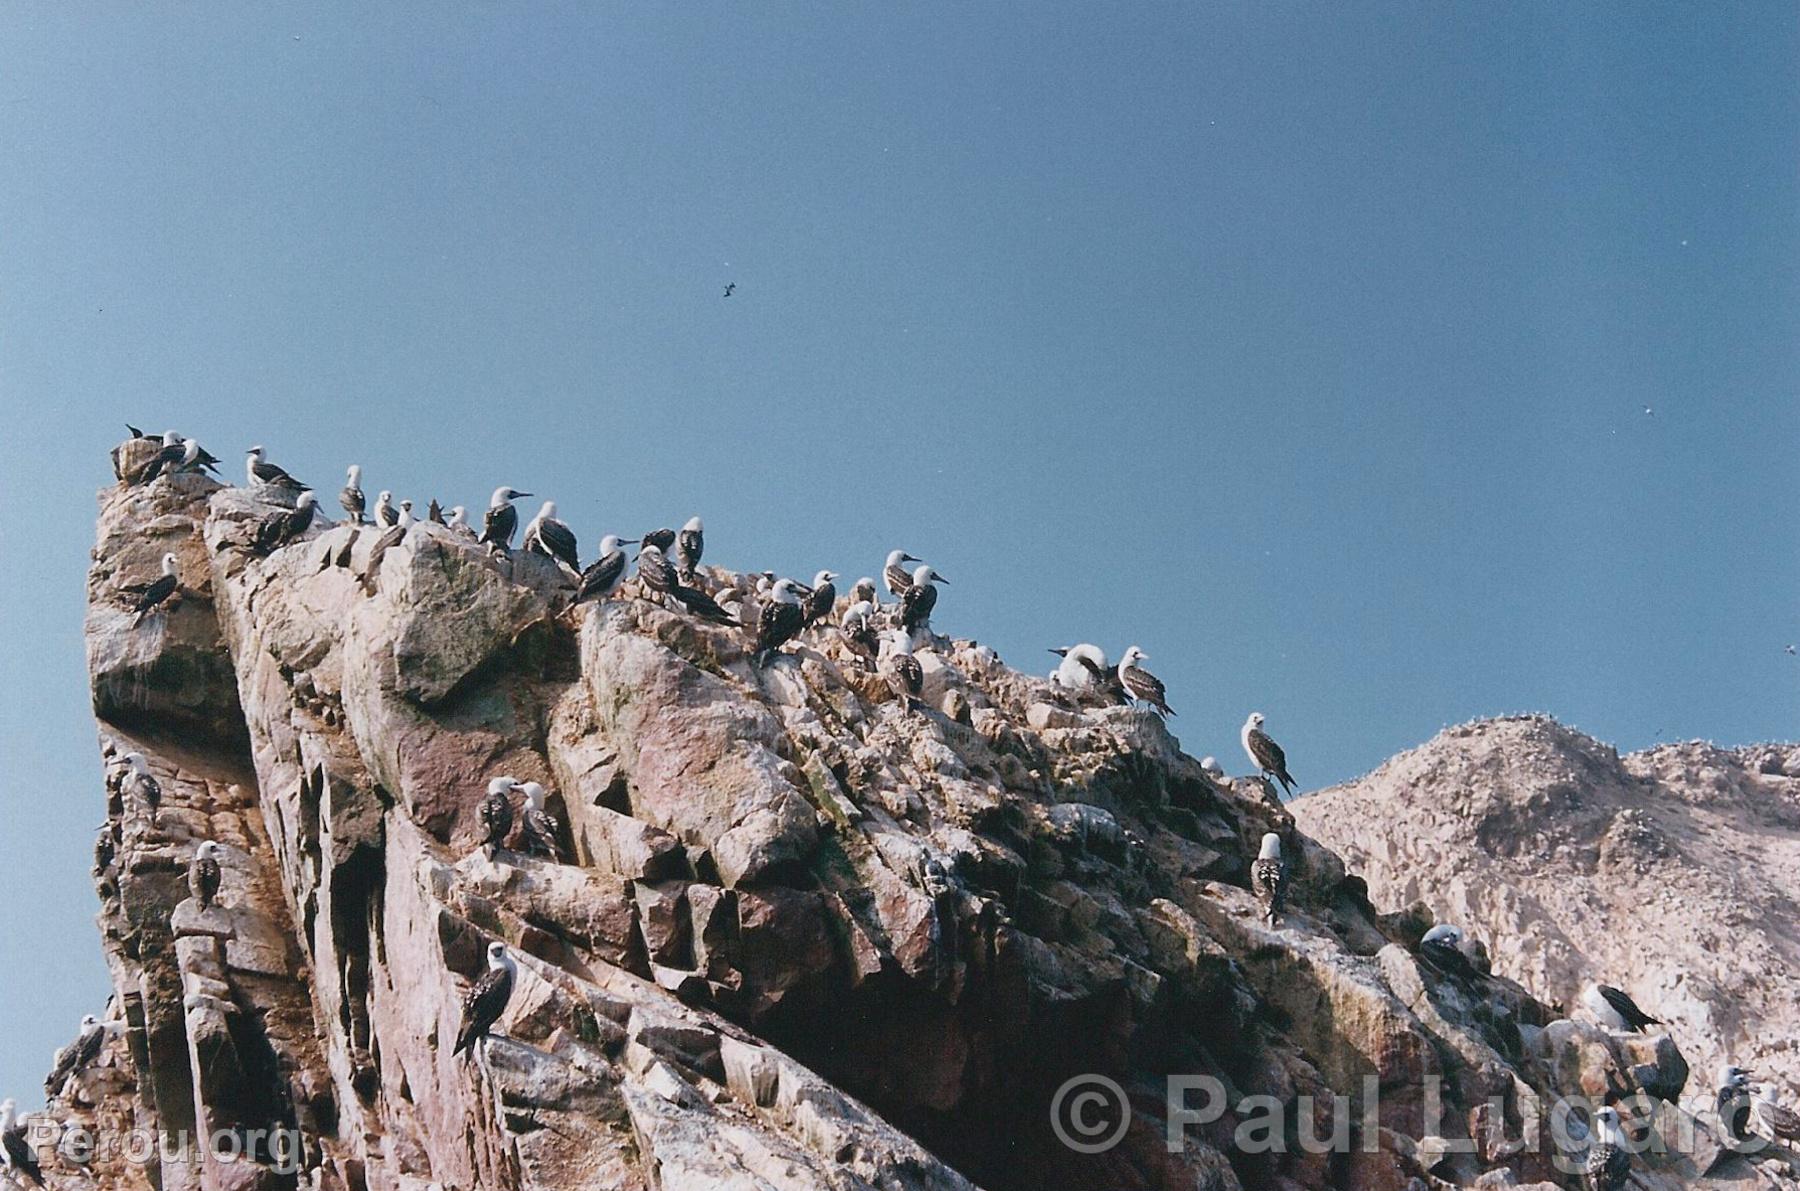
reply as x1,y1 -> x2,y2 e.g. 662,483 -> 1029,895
13,428 -> 1789,1190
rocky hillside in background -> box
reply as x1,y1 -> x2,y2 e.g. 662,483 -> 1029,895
1294,716 -> 1800,1109
20,435 -> 1799,1189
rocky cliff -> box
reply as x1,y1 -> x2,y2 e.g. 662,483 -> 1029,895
23,438 -> 1799,1189
1293,715 -> 1800,1119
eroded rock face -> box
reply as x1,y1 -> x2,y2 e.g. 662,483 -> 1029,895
31,448 -> 1800,1190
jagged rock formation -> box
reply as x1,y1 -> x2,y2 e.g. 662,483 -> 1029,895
29,439 -> 1800,1189
1294,716 -> 1800,1116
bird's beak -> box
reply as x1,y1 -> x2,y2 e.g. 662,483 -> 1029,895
902,553 -> 920,562
516,491 -> 533,499
1049,648 -> 1068,657
934,574 -> 950,584
618,538 -> 638,545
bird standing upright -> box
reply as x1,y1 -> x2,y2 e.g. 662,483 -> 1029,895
189,840 -> 223,910
340,466 -> 366,524
754,579 -> 807,664
480,487 -> 531,551
453,942 -> 518,1058
802,570 -> 838,626
245,445 -> 306,491
1241,712 -> 1294,793
480,776 -> 517,855
900,565 -> 946,634
1118,647 -> 1174,716
523,501 -> 579,571
675,517 -> 704,584
1250,832 -> 1287,925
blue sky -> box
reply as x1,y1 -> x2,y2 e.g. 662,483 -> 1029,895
2,4 -> 1795,1100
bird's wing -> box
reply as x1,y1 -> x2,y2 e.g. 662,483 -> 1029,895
1597,985 -> 1655,1026
539,519 -> 578,566
457,965 -> 513,1046
1249,729 -> 1287,773
480,504 -> 515,544
580,551 -> 625,594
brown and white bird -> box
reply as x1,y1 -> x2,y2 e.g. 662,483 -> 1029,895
880,630 -> 924,704
1118,647 -> 1174,717
452,941 -> 517,1058
189,840 -> 223,910
640,527 -> 677,553
245,445 -> 307,491
1241,712 -> 1293,792
882,550 -> 921,599
849,576 -> 878,610
125,554 -> 181,622
675,517 -> 704,583
899,564 -> 946,634
373,490 -> 398,528
1250,832 -> 1286,925
44,1015 -> 109,1101
1753,1084 -> 1800,1142
0,1099 -> 42,1186
840,600 -> 879,657
635,542 -> 677,600
251,491 -> 318,555
1581,983 -> 1661,1033
479,776 -> 517,855
1717,1065 -> 1756,1145
339,465 -> 366,524
1583,1106 -> 1630,1191
120,753 -> 161,824
523,501 -> 579,572
802,570 -> 838,626
572,536 -> 633,605
517,782 -> 568,863
754,578 -> 807,664
479,487 -> 531,550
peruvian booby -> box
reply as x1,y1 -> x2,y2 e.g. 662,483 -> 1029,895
883,551 -> 921,599
635,542 -> 677,597
126,553 -> 181,622
252,491 -> 318,556
452,941 -> 517,1058
121,753 -> 160,824
1583,1105 -> 1630,1191
754,578 -> 807,664
523,501 -> 579,572
850,576 -> 877,609
1118,647 -> 1174,716
45,1014 -> 107,1101
480,487 -> 531,550
1200,756 -> 1225,780
675,517 -> 704,583
573,536 -> 633,605
669,581 -> 736,624
1419,924 -> 1479,980
1753,1085 -> 1800,1142
640,527 -> 677,553
1241,713 -> 1293,792
1582,983 -> 1661,1033
480,776 -> 517,855
723,282 -> 735,297
802,570 -> 838,625
93,828 -> 116,879
427,498 -> 444,525
899,564 -> 946,634
0,1099 -> 42,1186
340,466 -> 366,524
189,840 -> 223,910
374,490 -> 397,528
1717,1065 -> 1756,1144
841,600 -> 878,657
1049,644 -> 1107,693
138,434 -> 194,484
448,506 -> 474,537
245,445 -> 306,491
360,501 -> 414,595
1251,833 -> 1287,925
517,781 -> 569,863
880,629 -> 924,703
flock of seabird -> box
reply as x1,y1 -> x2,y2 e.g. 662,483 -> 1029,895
19,429 -> 1788,1186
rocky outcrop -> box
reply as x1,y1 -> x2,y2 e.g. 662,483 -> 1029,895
29,448 -> 1800,1189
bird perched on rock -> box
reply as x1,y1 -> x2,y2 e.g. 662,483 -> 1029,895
841,600 -> 878,657
480,487 -> 531,550
523,501 -> 579,572
447,506 -> 474,538
635,542 -> 677,599
880,629 -> 924,704
669,581 -> 736,624
849,576 -> 878,610
802,570 -> 837,626
1419,924 -> 1479,980
92,828 -> 116,880
754,578 -> 808,664
1118,647 -> 1174,716
44,1015 -> 108,1102
1200,756 -> 1226,780
1584,1105 -> 1630,1191
1582,983 -> 1661,1033
640,527 -> 677,553
1753,1085 -> 1800,1142
573,536 -> 633,605
675,517 -> 704,584
251,491 -> 318,555
373,490 -> 398,528
900,564 -> 946,634
453,941 -> 517,1058
340,466 -> 366,524
1251,833 -> 1287,925
124,553 -> 181,623
245,445 -> 306,491
1241,712 -> 1294,793
189,840 -> 223,910
120,753 -> 160,824
137,433 -> 203,485
1717,1065 -> 1756,1145
883,550 -> 921,600
0,1099 -> 42,1186
479,776 -> 517,855
517,782 -> 569,862
360,500 -> 414,594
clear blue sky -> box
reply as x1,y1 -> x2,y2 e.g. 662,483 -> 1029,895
2,4 -> 1795,1102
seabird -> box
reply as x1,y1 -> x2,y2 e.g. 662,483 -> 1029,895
523,501 -> 579,572
883,550 -> 921,600
754,578 -> 808,664
252,490 -> 318,555
572,535 -> 633,605
1200,756 -> 1225,780
340,466 -> 366,524
517,781 -> 569,862
373,490 -> 397,528
675,517 -> 704,584
1419,924 -> 1479,979
427,498 -> 445,525
1241,712 -> 1293,792
448,506 -> 474,537
0,1100 -> 42,1186
1582,983 -> 1661,1033
802,570 -> 838,625
480,487 -> 531,551
480,776 -> 517,855
44,1014 -> 107,1101
723,282 -> 735,297
125,553 -> 181,622
120,753 -> 160,824
1717,1065 -> 1756,1144
635,542 -> 677,599
669,581 -> 736,624
360,500 -> 414,594
452,941 -> 517,1058
92,828 -> 116,879
880,629 -> 924,703
1583,1105 -> 1630,1191
137,433 -> 192,484
189,840 -> 223,910
1250,833 -> 1287,925
850,576 -> 877,609
245,445 -> 306,491
637,527 -> 676,556
899,564 -> 946,634
1753,1084 -> 1800,1142
1050,644 -> 1126,703
841,600 -> 878,657
1118,647 -> 1175,716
